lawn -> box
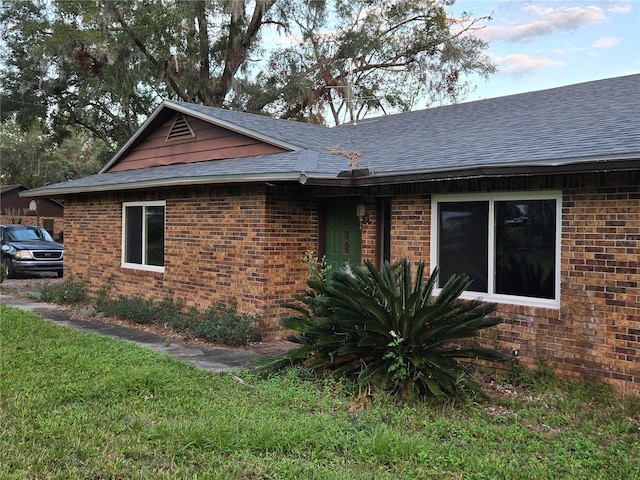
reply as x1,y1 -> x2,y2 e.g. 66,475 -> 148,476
1,305 -> 638,479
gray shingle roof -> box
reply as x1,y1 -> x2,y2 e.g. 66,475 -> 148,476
23,74 -> 640,198
342,74 -> 640,175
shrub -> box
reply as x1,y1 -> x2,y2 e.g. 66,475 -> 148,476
94,289 -> 260,347
38,276 -> 88,305
189,300 -> 262,347
271,258 -> 507,401
95,295 -> 183,325
0,263 -> 6,284
96,295 -> 155,324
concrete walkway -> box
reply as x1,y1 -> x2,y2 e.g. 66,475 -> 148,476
1,293 -> 293,373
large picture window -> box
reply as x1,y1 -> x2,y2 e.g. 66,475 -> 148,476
431,192 -> 561,307
122,201 -> 165,272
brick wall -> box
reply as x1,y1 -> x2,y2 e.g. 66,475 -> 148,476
64,185 -> 317,340
62,170 -> 639,394
388,195 -> 431,266
355,172 -> 639,396
495,173 -> 640,396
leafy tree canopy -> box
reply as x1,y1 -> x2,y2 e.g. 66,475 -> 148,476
0,117 -> 108,188
1,0 -> 495,147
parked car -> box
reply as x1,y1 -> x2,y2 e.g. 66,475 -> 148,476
0,224 -> 64,278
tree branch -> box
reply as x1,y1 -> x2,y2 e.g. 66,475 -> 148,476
109,3 -> 189,102
195,0 -> 212,104
213,0 -> 276,105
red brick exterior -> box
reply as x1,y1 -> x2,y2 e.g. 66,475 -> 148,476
65,185 -> 316,339
367,172 -> 639,396
63,171 -> 638,395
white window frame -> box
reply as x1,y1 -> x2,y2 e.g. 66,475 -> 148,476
430,191 -> 562,309
121,201 -> 166,273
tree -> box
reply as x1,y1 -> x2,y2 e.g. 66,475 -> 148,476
0,117 -> 106,188
250,0 -> 495,124
1,0 -> 495,146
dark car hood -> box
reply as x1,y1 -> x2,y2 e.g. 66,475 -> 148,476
4,240 -> 64,251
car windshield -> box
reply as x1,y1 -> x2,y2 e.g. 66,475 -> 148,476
5,227 -> 55,242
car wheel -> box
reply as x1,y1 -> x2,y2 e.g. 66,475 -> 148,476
2,257 -> 16,279
57,270 -> 64,278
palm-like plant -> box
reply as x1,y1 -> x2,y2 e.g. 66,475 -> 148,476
276,258 -> 507,400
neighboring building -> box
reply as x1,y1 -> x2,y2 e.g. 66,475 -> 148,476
23,75 -> 640,395
1,185 -> 65,240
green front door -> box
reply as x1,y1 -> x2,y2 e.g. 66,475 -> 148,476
325,199 -> 361,270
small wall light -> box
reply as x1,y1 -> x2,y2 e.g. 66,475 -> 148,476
356,203 -> 370,226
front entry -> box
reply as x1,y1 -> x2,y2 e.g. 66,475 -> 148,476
325,199 -> 362,270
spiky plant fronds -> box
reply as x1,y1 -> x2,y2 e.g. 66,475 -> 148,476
271,258 -> 507,400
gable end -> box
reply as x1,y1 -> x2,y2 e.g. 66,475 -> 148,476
106,112 -> 289,172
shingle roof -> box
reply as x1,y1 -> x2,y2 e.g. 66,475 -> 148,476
342,74 -> 640,175
22,74 -> 640,198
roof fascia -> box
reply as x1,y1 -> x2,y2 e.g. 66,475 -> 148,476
19,172 -> 304,198
302,157 -> 640,187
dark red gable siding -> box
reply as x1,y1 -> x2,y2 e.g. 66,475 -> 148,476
107,114 -> 287,172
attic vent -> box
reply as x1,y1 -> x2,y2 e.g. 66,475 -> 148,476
166,114 -> 195,142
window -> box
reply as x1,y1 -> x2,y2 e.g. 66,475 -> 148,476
122,201 -> 165,272
431,192 -> 561,307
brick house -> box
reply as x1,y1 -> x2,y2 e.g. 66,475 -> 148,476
24,75 -> 639,395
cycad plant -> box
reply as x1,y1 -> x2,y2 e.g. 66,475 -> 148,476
274,258 -> 507,400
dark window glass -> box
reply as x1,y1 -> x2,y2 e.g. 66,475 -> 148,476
145,206 -> 165,266
438,201 -> 489,292
124,205 -> 164,267
125,206 -> 143,264
495,199 -> 556,299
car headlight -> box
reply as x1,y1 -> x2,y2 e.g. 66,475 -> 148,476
14,250 -> 34,260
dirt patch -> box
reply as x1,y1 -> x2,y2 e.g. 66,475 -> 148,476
0,274 -> 62,300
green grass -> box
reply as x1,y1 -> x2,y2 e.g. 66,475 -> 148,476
1,305 -> 639,479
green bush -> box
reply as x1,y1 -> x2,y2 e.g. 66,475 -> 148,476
95,295 -> 182,325
38,276 -> 88,305
270,258 -> 507,401
0,263 -> 6,283
94,290 -> 260,346
189,300 -> 263,347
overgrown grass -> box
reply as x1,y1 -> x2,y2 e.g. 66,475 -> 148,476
2,305 -> 639,479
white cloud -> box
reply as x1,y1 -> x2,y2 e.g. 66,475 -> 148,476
591,36 -> 620,49
608,4 -> 632,14
496,53 -> 565,76
478,4 -> 607,43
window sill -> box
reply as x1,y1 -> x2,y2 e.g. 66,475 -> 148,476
442,290 -> 560,310
120,263 -> 165,275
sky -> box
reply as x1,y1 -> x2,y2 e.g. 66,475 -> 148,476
449,0 -> 640,102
